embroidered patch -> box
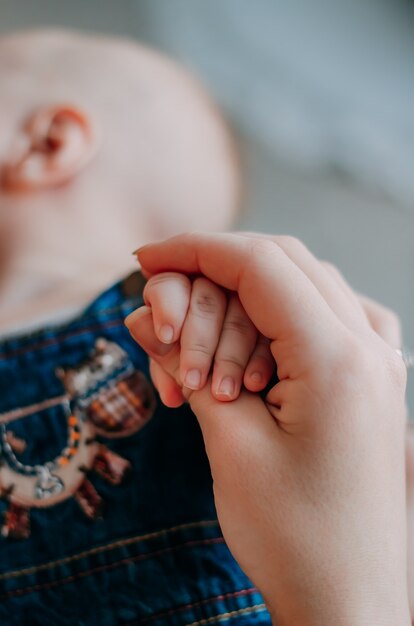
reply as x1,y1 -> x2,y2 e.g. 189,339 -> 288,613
0,338 -> 156,539
1,502 -> 30,540
86,371 -> 153,436
56,338 -> 154,438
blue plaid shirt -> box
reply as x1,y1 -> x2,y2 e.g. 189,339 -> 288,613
0,272 -> 271,626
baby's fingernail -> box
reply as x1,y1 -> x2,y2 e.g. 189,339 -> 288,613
184,369 -> 201,390
250,371 -> 263,384
159,324 -> 174,344
217,377 -> 235,398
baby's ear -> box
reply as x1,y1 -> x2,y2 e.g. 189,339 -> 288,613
1,104 -> 98,192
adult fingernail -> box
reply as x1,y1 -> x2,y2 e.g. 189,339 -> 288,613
217,377 -> 235,398
124,306 -> 151,329
159,324 -> 174,344
184,369 -> 202,390
131,244 -> 149,256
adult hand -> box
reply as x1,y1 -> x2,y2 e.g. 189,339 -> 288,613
127,233 -> 410,626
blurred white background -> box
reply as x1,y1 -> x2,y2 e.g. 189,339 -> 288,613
1,0 -> 414,407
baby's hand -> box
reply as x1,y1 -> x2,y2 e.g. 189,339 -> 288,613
127,272 -> 275,406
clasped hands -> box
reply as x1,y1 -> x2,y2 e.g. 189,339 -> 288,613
125,232 -> 410,626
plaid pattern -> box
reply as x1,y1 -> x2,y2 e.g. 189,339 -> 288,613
87,371 -> 155,435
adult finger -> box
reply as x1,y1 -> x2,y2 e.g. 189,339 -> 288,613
237,233 -> 369,334
319,260 -> 402,349
356,293 -> 402,349
320,261 -> 367,317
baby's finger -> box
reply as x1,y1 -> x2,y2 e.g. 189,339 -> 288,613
150,358 -> 186,408
244,335 -> 275,392
143,272 -> 191,344
179,277 -> 227,391
211,294 -> 257,401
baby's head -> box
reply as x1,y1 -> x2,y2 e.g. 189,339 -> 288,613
0,29 -> 240,319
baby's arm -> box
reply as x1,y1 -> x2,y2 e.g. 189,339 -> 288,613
132,272 -> 275,406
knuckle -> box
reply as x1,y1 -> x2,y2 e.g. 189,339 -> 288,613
381,306 -> 401,331
249,238 -> 278,259
193,294 -> 219,315
322,261 -> 341,278
325,334 -> 375,393
334,333 -> 407,395
342,335 -> 374,373
223,314 -> 252,335
386,350 -> 407,391
191,278 -> 225,316
215,354 -> 245,371
277,235 -> 307,254
186,344 -> 213,358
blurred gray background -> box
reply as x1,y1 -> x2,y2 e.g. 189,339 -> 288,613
1,0 -> 414,407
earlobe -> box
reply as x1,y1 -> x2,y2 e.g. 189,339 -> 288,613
1,105 -> 98,192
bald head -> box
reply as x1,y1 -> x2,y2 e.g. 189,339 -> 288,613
0,29 -> 240,230
0,30 -> 241,329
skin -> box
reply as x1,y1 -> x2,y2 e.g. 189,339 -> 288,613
132,264 -> 414,621
0,27 -> 413,624
126,232 -> 411,625
138,271 -> 275,404
0,29 -> 240,332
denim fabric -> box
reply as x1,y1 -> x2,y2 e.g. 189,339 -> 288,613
0,272 -> 271,626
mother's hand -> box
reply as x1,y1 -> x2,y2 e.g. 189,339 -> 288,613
128,232 -> 410,626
